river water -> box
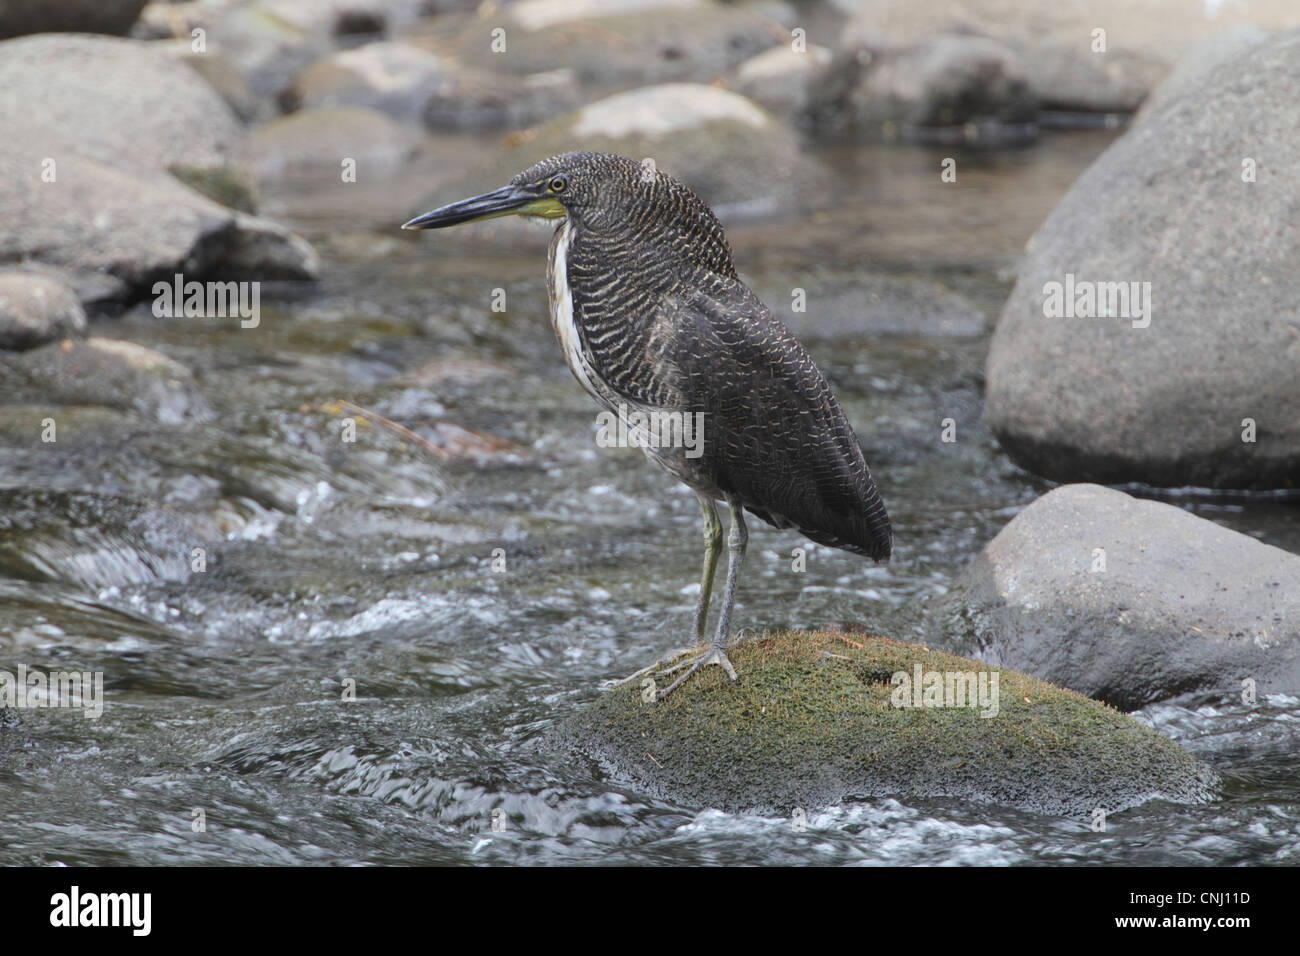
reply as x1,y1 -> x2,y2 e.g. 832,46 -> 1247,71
1,131 -> 1297,865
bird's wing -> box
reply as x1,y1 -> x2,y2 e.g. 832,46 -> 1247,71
650,279 -> 892,560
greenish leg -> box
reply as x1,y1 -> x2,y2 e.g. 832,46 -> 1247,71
693,493 -> 723,642
657,495 -> 744,699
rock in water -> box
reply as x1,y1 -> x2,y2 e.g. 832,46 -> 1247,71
927,484 -> 1300,710
0,271 -> 87,351
555,630 -> 1219,817
986,29 -> 1300,489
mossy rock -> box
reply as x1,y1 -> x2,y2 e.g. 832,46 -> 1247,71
554,630 -> 1219,818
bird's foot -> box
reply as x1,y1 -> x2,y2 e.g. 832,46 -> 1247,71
654,644 -> 737,700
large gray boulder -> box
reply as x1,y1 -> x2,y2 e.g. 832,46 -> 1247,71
927,484 -> 1300,710
0,34 -> 249,192
0,35 -> 319,302
0,122 -> 318,302
986,28 -> 1300,489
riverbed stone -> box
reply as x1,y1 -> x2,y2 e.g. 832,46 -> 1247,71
250,107 -> 423,186
732,43 -> 831,120
437,0 -> 778,86
1133,26 -> 1270,124
986,28 -> 1300,489
418,84 -> 822,223
555,629 -> 1219,817
805,33 -> 1036,142
0,116 -> 318,303
0,34 -> 251,195
833,0 -> 1298,117
286,41 -> 448,122
0,272 -> 87,352
927,484 -> 1300,711
0,337 -> 215,425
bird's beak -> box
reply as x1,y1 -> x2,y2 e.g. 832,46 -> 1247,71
401,184 -> 564,230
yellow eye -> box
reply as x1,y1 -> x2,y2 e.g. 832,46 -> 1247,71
549,177 -> 568,193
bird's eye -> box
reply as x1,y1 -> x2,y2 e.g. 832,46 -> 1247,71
549,177 -> 568,193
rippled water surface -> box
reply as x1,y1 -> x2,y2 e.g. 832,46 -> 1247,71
2,132 -> 1297,866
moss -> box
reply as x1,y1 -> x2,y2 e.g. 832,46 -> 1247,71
554,629 -> 1220,818
168,163 -> 258,214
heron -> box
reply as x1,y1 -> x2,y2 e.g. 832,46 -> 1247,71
403,151 -> 891,698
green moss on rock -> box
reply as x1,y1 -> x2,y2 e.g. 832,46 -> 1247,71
554,630 -> 1219,818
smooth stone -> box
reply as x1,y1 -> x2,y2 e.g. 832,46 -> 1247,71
927,484 -> 1300,710
0,271 -> 87,351
986,29 -> 1300,489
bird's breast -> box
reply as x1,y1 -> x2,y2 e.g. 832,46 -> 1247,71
547,220 -> 609,408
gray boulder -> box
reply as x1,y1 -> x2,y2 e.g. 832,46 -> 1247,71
286,41 -> 449,122
805,34 -> 1037,142
0,122 -> 318,301
285,40 -> 581,130
250,107 -> 422,186
986,29 -> 1300,489
732,43 -> 831,120
927,484 -> 1300,710
832,0 -> 1297,117
0,271 -> 87,351
0,34 -> 250,194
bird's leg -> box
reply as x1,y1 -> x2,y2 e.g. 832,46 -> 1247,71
653,494 -> 722,680
693,494 -> 723,642
657,497 -> 746,699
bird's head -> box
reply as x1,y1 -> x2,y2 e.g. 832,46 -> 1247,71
402,152 -> 731,265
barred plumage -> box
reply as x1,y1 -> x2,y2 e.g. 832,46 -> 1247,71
404,150 -> 892,697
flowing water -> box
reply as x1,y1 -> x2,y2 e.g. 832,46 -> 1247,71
1,131 -> 1297,865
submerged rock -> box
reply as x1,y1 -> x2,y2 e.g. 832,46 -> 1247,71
0,337 -> 215,425
555,629 -> 1219,817
0,488 -> 195,590
928,485 -> 1300,710
986,29 -> 1300,489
